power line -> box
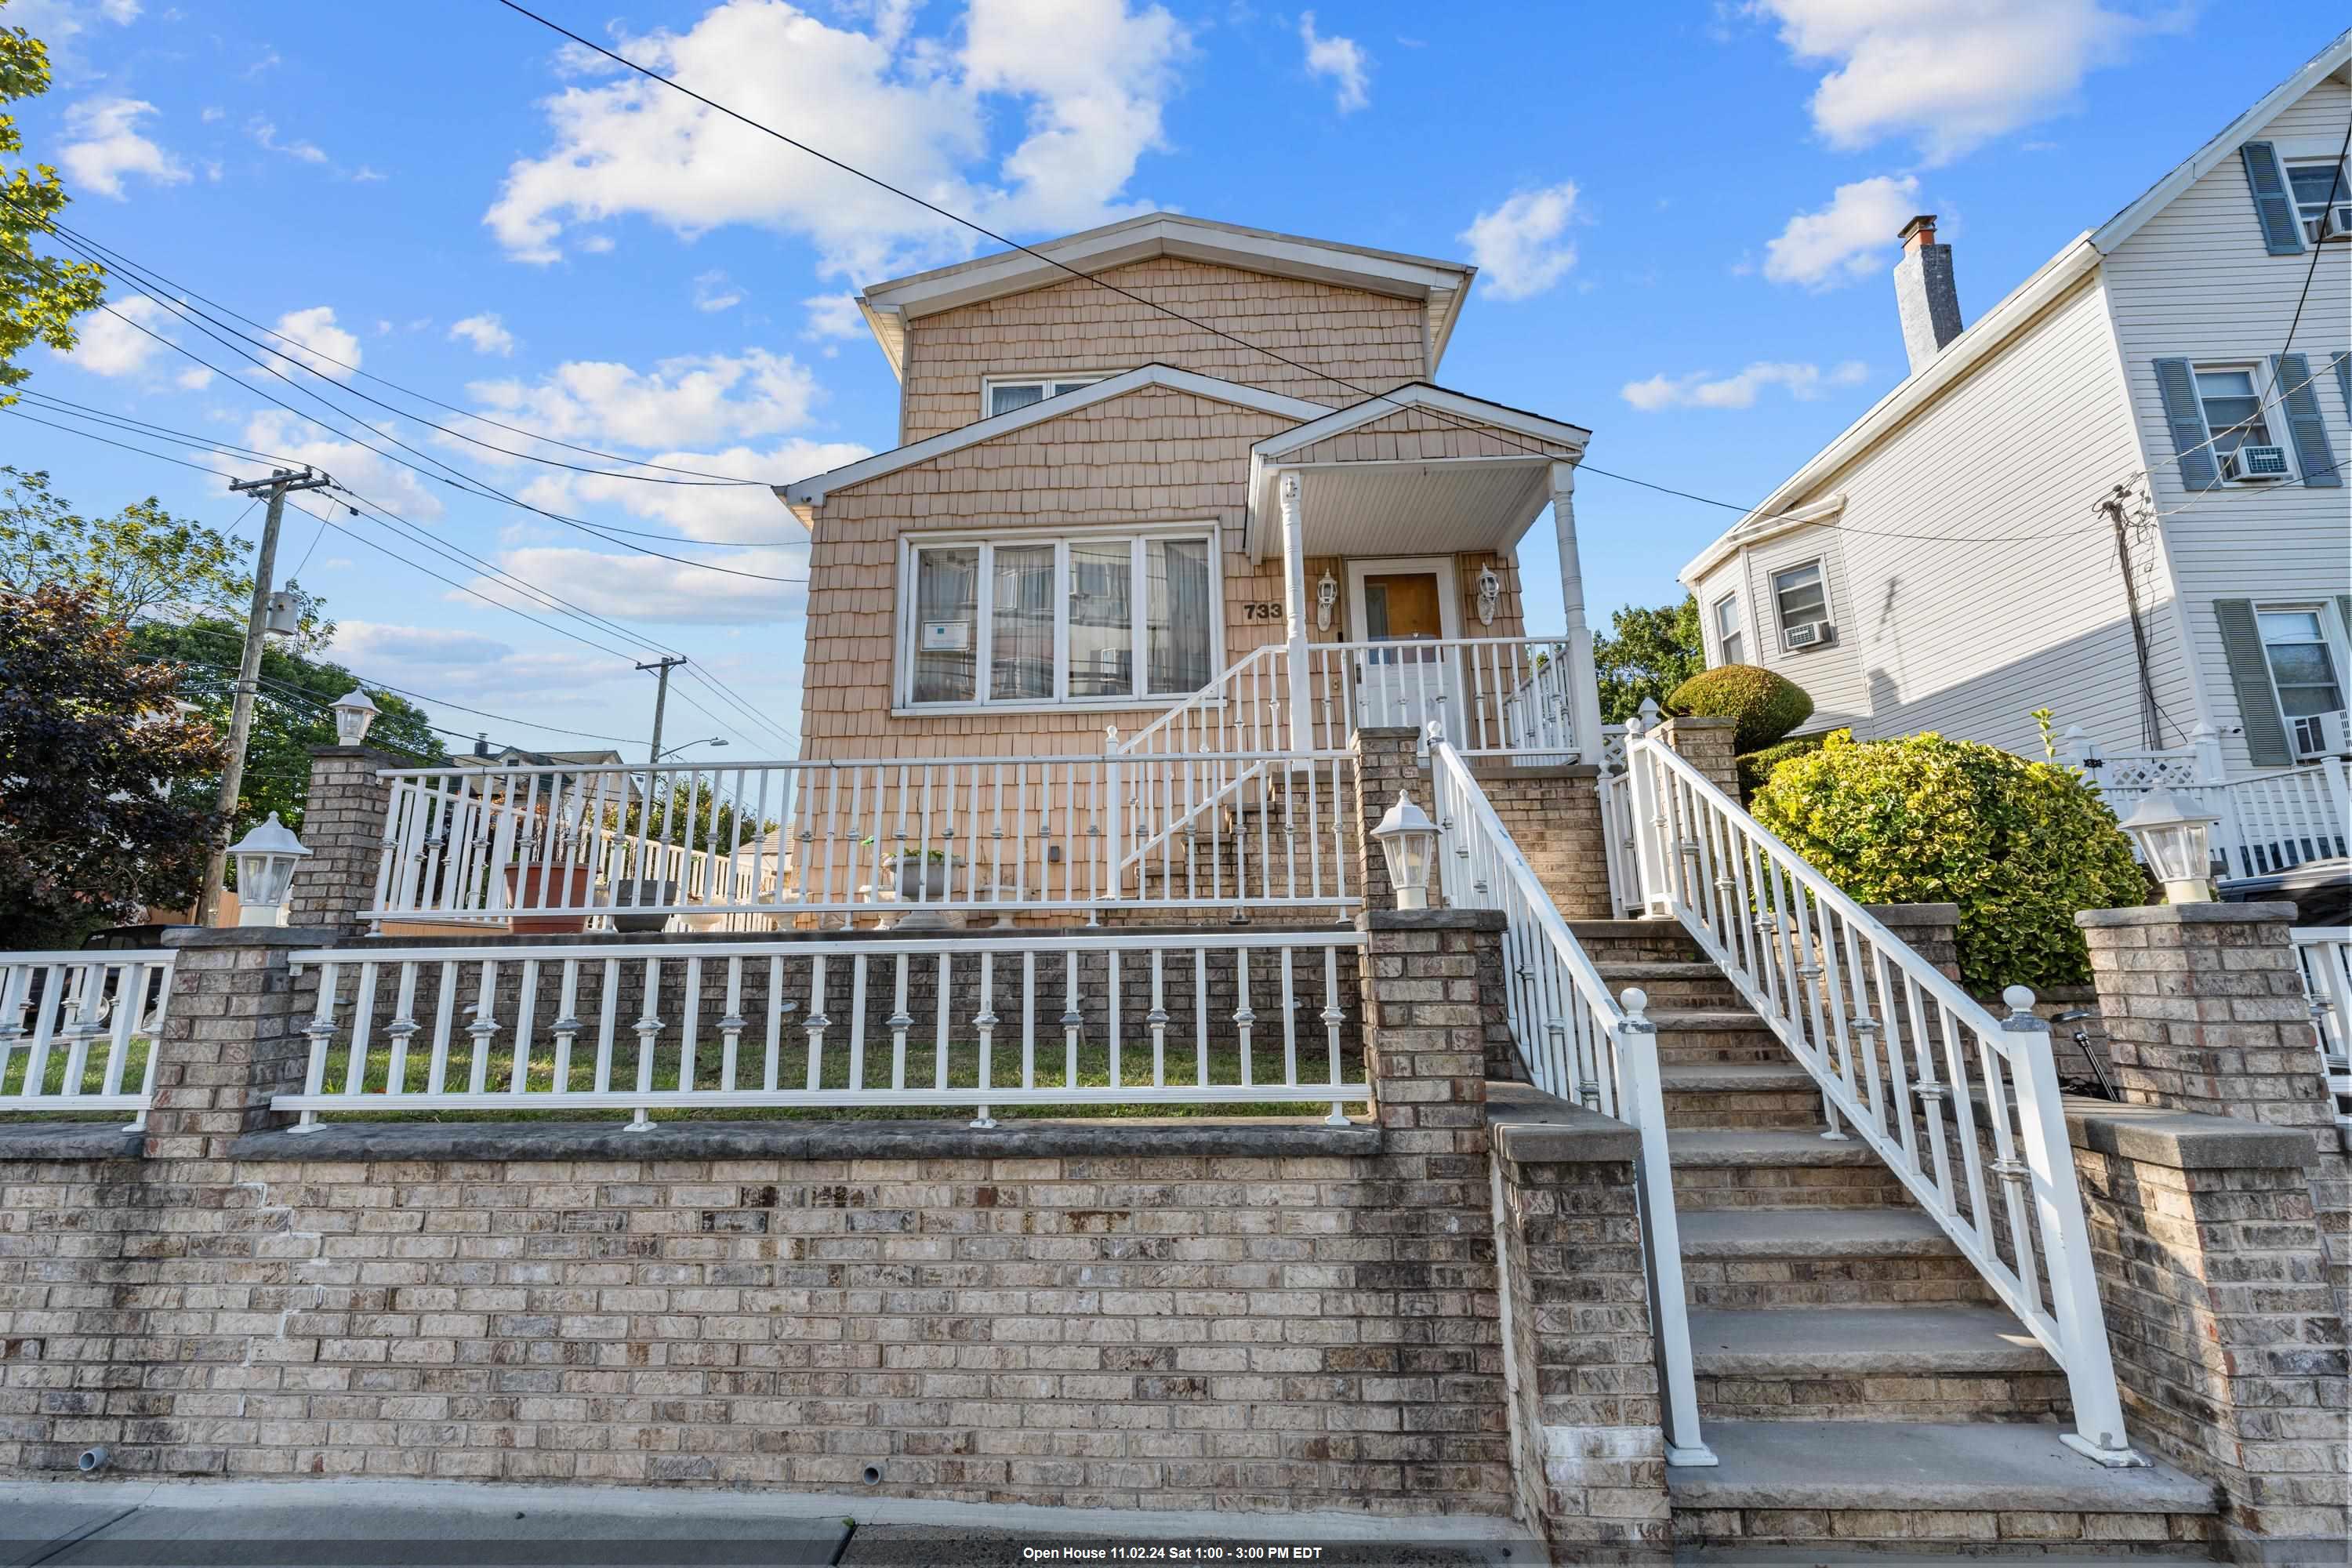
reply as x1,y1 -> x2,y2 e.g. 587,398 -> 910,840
2280,118 -> 2352,361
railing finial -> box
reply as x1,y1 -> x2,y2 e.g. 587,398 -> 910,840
1424,717 -> 1446,747
2000,985 -> 2045,1029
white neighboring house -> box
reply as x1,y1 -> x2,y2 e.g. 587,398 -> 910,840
1680,30 -> 2352,893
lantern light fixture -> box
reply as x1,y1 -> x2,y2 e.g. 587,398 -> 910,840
2118,786 -> 2220,905
1316,569 -> 1338,631
1371,792 -> 1440,911
329,689 -> 381,746
228,812 -> 310,927
1475,561 -> 1501,626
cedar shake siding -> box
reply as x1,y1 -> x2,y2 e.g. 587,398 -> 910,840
898,257 -> 1433,444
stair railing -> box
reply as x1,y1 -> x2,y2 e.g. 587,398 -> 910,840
1623,721 -> 2143,1468
1426,723 -> 1715,1468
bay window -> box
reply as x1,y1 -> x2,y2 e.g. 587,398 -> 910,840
901,528 -> 1220,710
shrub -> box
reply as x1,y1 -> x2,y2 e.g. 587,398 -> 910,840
1748,731 -> 2146,990
1736,731 -> 1834,801
1668,664 -> 1814,753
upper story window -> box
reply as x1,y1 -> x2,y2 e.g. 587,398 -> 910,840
985,376 -> 1110,419
2258,608 -> 2345,756
1770,561 -> 1831,649
1713,593 -> 1744,666
902,527 -> 1218,710
2285,158 -> 2351,243
2193,365 -> 2291,481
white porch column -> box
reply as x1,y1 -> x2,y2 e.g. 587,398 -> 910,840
1551,462 -> 1606,760
1279,470 -> 1314,757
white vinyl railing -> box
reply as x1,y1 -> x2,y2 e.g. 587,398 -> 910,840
1118,637 -> 1582,762
1623,725 -> 2141,1468
2291,927 -> 2352,1138
2074,724 -> 2350,880
371,751 -> 1359,928
0,951 -> 175,1123
276,931 -> 1369,1127
1425,725 -> 1713,1468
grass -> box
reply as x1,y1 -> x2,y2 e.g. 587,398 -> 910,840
0,1029 -> 155,1121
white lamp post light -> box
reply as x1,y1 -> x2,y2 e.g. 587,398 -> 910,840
1371,792 -> 1440,911
2118,786 -> 2220,905
229,812 -> 310,926
329,689 -> 380,746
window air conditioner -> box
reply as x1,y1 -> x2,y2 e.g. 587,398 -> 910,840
2292,710 -> 2346,760
2322,206 -> 2352,241
2227,445 -> 2292,481
1783,620 -> 1834,650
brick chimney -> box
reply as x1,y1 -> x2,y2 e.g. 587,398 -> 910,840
1892,214 -> 1962,375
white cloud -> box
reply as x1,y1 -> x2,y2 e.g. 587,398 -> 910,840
352,165 -> 389,183
227,411 -> 446,522
518,435 -> 869,544
330,619 -> 636,714
1621,359 -> 1869,411
260,305 -> 361,379
1458,183 -> 1581,301
175,365 -> 214,391
200,105 -> 224,124
249,117 -> 328,164
1762,173 -> 1918,289
692,270 -> 745,313
448,313 -> 517,357
1747,0 -> 2165,165
461,350 -> 823,452
800,292 -> 864,344
59,97 -> 188,199
485,0 -> 1187,276
53,292 -> 174,376
1298,12 -> 1369,113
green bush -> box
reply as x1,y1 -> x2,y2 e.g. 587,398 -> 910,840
1668,664 -> 1815,752
1748,731 -> 2146,990
1736,731 -> 1834,801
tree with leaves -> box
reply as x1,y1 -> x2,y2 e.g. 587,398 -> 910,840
1,2 -> 107,401
1592,593 -> 1704,724
0,585 -> 227,946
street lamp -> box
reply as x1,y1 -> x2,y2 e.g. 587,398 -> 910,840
2118,787 -> 2220,905
655,738 -> 728,762
1371,792 -> 1440,911
228,812 -> 310,926
329,689 -> 380,746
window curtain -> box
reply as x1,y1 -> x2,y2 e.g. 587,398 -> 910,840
1067,542 -> 1133,698
911,547 -> 978,702
1148,538 -> 1212,694
990,545 -> 1054,700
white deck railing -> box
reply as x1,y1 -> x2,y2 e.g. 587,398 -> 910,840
371,750 -> 1359,928
1118,637 -> 1582,762
276,931 -> 1368,1127
1624,726 -> 2141,1468
2075,726 -> 2350,880
1425,726 -> 1712,1468
0,951 -> 174,1123
2291,927 -> 2352,1139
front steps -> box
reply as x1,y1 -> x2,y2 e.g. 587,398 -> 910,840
1560,921 -> 2222,1556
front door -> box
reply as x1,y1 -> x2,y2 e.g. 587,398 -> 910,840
1348,558 -> 1461,736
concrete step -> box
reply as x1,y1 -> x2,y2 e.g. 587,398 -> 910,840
1650,1009 -> 1786,1065
1679,1207 -> 1996,1308
1593,960 -> 1744,1008
1662,1063 -> 1825,1131
1688,1306 -> 2071,1424
1567,919 -> 1707,963
1669,1421 -> 2217,1555
1668,1129 -> 1912,1210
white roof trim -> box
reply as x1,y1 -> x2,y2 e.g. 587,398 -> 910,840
2092,28 -> 2352,255
1679,493 -> 1847,584
773,365 -> 1330,519
1253,383 -> 1592,459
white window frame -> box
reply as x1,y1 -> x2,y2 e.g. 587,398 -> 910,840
2282,156 -> 2352,244
2253,601 -> 2349,754
1711,591 -> 1746,667
2189,360 -> 2297,485
1769,559 -> 1831,651
980,372 -> 1119,422
894,524 -> 1224,716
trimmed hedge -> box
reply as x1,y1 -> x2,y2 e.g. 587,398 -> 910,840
1668,665 -> 1814,752
1749,731 -> 2146,989
1736,731 -> 1831,801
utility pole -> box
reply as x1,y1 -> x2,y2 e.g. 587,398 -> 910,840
198,466 -> 333,927
637,655 -> 688,765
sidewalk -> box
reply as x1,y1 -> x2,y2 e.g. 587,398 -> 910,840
0,1479 -> 1534,1567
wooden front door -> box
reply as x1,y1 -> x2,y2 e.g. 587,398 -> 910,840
1350,561 -> 1460,735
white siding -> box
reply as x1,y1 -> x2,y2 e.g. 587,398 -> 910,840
2104,74 -> 2352,775
1693,524 -> 1868,734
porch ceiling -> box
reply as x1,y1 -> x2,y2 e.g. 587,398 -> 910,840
1250,456 -> 1555,561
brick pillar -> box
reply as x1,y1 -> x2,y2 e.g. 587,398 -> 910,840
288,745 -> 398,934
143,927 -> 325,1160
1652,714 -> 1737,800
1351,726 -> 1428,913
1360,909 -> 1496,1166
2067,1101 -> 2348,1555
1864,901 -> 1962,984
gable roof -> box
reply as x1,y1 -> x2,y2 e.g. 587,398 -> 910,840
855,212 -> 1478,379
1251,382 -> 1591,461
772,364 -> 1332,521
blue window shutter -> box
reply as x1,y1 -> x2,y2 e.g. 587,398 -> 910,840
2240,143 -> 2307,255
2274,354 -> 2341,488
2336,351 -> 2351,420
2214,599 -> 2293,768
2151,359 -> 2220,491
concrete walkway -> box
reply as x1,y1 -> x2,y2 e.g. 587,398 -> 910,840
0,1479 -> 1534,1567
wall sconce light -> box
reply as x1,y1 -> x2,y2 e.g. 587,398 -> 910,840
1475,561 -> 1501,627
1316,569 -> 1338,631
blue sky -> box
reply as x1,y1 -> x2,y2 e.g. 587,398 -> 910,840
7,0 -> 2344,758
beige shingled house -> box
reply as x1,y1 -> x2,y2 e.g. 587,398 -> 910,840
775,213 -> 1604,768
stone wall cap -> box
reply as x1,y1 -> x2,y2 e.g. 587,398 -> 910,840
1656,714 -> 1736,731
2074,901 -> 2299,929
2066,1098 -> 2318,1171
0,1121 -> 147,1161
233,1116 -> 1382,1163
307,745 -> 407,763
337,920 -> 1357,952
1486,1080 -> 1640,1164
1863,902 -> 1962,927
165,926 -> 343,950
1359,909 -> 1509,933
